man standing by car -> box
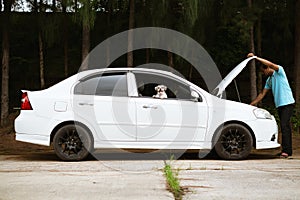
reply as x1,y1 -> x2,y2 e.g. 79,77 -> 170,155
248,53 -> 295,158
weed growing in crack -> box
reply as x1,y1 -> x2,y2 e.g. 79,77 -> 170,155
163,156 -> 184,200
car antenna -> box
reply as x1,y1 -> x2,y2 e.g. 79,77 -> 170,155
234,79 -> 241,102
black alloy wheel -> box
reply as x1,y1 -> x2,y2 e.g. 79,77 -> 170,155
214,124 -> 253,160
53,124 -> 92,161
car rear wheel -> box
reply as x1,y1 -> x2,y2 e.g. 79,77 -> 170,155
53,124 -> 93,161
214,124 -> 253,160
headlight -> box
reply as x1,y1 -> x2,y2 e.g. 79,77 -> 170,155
253,108 -> 272,119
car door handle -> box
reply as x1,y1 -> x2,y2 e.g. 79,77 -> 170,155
143,105 -> 158,109
78,102 -> 94,106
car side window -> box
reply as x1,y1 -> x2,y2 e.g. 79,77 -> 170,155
134,72 -> 192,100
74,76 -> 99,95
74,73 -> 128,96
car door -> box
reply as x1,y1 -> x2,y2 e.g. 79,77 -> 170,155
133,71 -> 208,144
73,72 -> 136,141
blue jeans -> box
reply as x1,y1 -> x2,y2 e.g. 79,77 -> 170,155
277,104 -> 294,156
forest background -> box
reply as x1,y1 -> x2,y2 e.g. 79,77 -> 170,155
1,0 -> 300,132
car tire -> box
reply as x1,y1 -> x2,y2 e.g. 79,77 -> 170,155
53,124 -> 93,161
214,124 -> 253,160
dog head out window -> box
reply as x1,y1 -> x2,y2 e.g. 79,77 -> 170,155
134,72 -> 191,100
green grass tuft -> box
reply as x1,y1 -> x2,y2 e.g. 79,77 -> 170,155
164,160 -> 183,200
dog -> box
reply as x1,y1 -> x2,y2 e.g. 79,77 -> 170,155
153,85 -> 168,99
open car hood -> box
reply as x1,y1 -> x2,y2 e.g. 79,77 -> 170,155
211,56 -> 257,98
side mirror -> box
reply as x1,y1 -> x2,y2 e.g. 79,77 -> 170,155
191,91 -> 202,102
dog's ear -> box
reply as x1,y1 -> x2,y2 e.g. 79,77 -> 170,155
154,86 -> 158,91
162,85 -> 167,90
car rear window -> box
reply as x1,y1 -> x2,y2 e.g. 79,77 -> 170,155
74,73 -> 128,96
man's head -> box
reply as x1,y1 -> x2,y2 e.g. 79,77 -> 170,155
260,65 -> 274,77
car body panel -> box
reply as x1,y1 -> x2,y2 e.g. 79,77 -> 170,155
93,96 -> 136,141
15,65 -> 280,155
135,97 -> 208,143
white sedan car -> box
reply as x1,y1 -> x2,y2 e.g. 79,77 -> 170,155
15,58 -> 280,160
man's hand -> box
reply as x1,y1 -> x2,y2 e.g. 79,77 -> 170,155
247,53 -> 279,71
250,89 -> 269,106
247,53 -> 255,58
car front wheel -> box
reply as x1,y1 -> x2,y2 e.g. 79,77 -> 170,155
214,124 -> 253,160
53,124 -> 93,161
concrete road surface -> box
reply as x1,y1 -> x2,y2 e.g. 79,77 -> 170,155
0,152 -> 300,200
175,155 -> 300,200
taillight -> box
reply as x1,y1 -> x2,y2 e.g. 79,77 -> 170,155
21,92 -> 33,110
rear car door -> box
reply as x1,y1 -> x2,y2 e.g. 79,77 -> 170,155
73,72 -> 136,141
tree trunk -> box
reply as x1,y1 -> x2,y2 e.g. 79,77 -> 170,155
52,0 -> 56,11
81,24 -> 90,70
62,0 -> 68,77
189,65 -> 193,81
74,0 -> 78,12
78,0 -> 95,71
1,0 -> 12,127
146,48 -> 150,63
127,0 -> 134,67
1,19 -> 10,127
37,0 -> 45,88
248,0 -> 257,101
63,19 -> 68,77
167,51 -> 174,68
106,7 -> 111,66
256,14 -> 262,106
38,32 -> 45,89
33,0 -> 37,11
294,0 -> 300,114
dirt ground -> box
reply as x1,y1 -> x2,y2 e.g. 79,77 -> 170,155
0,126 -> 53,156
1,120 -> 300,157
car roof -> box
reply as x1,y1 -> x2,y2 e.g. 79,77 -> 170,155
76,67 -> 184,81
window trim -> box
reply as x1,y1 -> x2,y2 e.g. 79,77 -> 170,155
127,72 -> 139,97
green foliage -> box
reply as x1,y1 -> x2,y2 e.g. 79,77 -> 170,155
260,0 -> 295,67
149,0 -> 169,28
40,14 -> 61,48
212,25 -> 248,73
291,109 -> 300,134
181,0 -> 199,28
73,0 -> 97,29
164,157 -> 183,200
211,0 -> 252,71
1,0 -> 298,112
